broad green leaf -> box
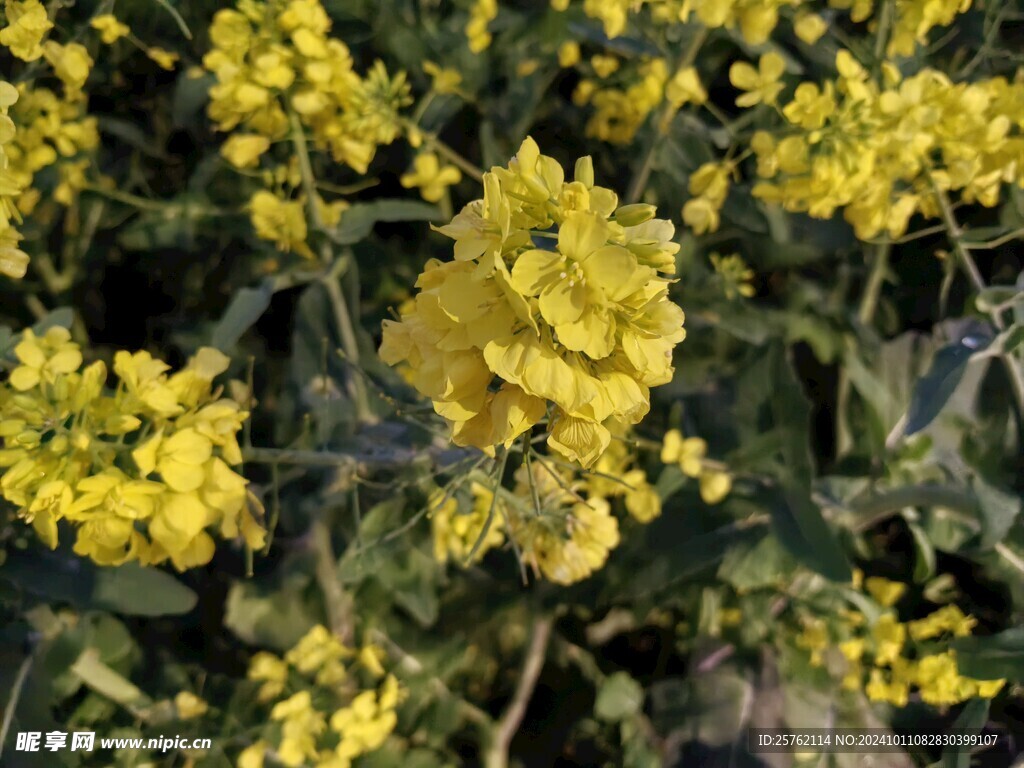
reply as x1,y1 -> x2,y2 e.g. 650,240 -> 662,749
908,522 -> 936,583
952,626 -> 1024,681
332,200 -> 442,245
210,279 -> 275,350
972,475 -> 1021,550
224,577 -> 318,650
0,553 -> 197,616
905,335 -> 991,435
942,698 -> 988,768
768,485 -> 852,582
595,672 -> 644,723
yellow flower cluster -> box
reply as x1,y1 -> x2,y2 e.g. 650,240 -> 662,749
90,13 -> 180,70
466,0 -> 497,53
431,435 -> 659,585
748,50 -> 1024,240
400,151 -> 462,203
0,328 -> 264,569
796,576 -> 1005,708
660,428 -> 732,504
241,625 -> 403,768
0,80 -> 28,279
574,58 -> 668,145
0,0 -> 52,61
887,0 -> 971,58
7,81 -> 99,210
203,0 -> 408,175
380,137 -> 686,468
710,253 -> 756,299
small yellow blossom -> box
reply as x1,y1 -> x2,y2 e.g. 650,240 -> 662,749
147,47 -> 180,70
174,691 -> 210,719
591,54 -> 619,79
794,13 -> 828,45
558,41 -> 581,69
865,576 -> 907,608
661,429 -> 706,477
91,14 -> 131,44
400,151 -> 462,203
729,52 -> 786,108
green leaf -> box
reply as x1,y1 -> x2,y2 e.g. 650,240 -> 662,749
224,576 -> 318,650
70,649 -> 146,707
952,625 -> 1024,681
905,335 -> 991,436
332,200 -> 442,245
942,698 -> 988,768
0,552 -> 197,616
717,535 -> 797,591
972,475 -> 1021,550
210,279 -> 275,350
768,485 -> 852,582
595,672 -> 644,723
908,522 -> 936,583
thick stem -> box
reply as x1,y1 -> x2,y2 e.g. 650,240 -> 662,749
625,26 -> 708,204
483,615 -> 555,768
310,517 -> 354,645
289,111 -> 374,423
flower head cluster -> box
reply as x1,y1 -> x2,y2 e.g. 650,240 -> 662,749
573,58 -> 668,145
748,51 -> 1024,239
380,137 -> 686,468
430,431 -> 660,585
0,80 -> 28,279
203,0 -> 408,175
240,625 -> 403,768
0,328 -> 264,569
7,81 -> 99,210
795,575 -> 1005,708
0,0 -> 53,61
660,428 -> 732,504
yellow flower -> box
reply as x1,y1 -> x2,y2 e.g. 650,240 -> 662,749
466,0 -> 497,53
590,55 -> 619,79
865,668 -> 909,706
660,429 -> 706,477
248,652 -> 288,701
42,41 -> 93,93
557,41 -> 581,69
794,12 -> 828,44
710,253 -> 756,299
133,428 -> 214,492
400,152 -> 462,203
174,691 -> 209,719
698,470 -> 732,504
795,618 -> 829,666
729,52 -> 786,108
9,327 -> 82,391
147,47 -> 180,70
0,0 -> 53,61
865,576 -> 907,607
907,604 -> 977,640
871,613 -> 905,666
527,497 -> 620,585
91,14 -> 130,44
249,190 -> 314,259
665,66 -> 707,108
222,134 -> 272,168
430,486 -> 505,564
423,61 -> 463,95
238,742 -> 267,768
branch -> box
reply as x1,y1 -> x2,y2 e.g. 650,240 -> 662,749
310,517 -> 354,645
484,615 -> 555,768
0,655 -> 32,761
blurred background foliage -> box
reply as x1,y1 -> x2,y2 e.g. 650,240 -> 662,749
1,0 -> 1024,767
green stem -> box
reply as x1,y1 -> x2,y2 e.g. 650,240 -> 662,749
423,130 -> 485,182
829,484 -> 981,532
483,615 -> 554,768
289,111 -> 374,423
0,656 -> 33,761
310,517 -> 353,645
625,25 -> 708,204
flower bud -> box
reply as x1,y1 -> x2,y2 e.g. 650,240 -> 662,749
614,203 -> 656,226
574,155 -> 594,187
